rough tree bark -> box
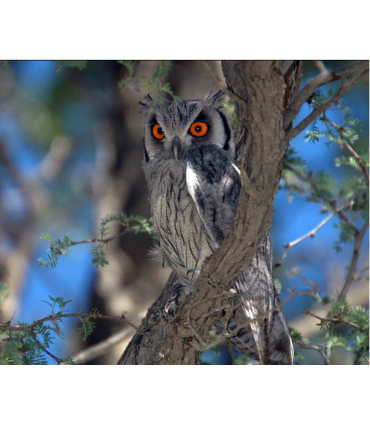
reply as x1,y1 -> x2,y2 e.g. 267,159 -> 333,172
118,60 -> 303,365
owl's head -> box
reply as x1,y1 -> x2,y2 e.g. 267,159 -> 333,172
140,91 -> 234,163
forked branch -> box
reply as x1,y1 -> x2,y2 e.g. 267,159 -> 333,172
284,60 -> 369,132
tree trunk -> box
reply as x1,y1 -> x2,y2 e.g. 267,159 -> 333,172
118,60 -> 303,365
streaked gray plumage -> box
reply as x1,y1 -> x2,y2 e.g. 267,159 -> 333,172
141,91 -> 293,364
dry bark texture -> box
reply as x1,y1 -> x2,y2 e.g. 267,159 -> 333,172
118,60 -> 303,365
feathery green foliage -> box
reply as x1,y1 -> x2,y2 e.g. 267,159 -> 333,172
0,294 -> 114,364
55,61 -> 87,71
37,213 -> 156,269
91,213 -> 156,268
0,295 -> 73,365
78,308 -> 99,342
37,234 -> 72,269
118,60 -> 181,104
291,297 -> 369,365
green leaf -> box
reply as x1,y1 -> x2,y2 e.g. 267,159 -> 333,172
152,61 -> 172,81
91,247 -> 109,268
289,327 -> 304,343
78,317 -> 97,341
62,357 -> 77,365
55,61 -> 87,71
37,234 -> 72,269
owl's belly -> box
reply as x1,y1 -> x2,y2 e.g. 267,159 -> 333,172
153,181 -> 216,284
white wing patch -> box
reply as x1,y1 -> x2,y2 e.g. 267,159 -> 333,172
231,163 -> 241,175
186,162 -> 200,201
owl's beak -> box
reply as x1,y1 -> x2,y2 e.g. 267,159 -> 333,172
172,136 -> 182,161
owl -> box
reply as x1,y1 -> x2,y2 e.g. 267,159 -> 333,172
140,91 -> 293,365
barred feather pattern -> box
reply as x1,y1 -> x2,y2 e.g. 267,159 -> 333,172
144,155 -> 217,284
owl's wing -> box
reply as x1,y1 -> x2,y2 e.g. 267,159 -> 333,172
186,146 -> 293,364
233,235 -> 294,364
213,235 -> 294,365
186,145 -> 241,246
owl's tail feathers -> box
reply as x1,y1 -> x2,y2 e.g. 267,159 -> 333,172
230,234 -> 294,365
268,310 -> 294,365
240,297 -> 294,365
215,297 -> 294,364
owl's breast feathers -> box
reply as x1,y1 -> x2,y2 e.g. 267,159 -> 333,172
147,145 -> 240,283
147,156 -> 212,283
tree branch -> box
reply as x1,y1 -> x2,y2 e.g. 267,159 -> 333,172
71,327 -> 134,364
286,68 -> 369,141
185,285 -> 317,353
0,311 -> 142,334
293,340 -> 331,365
275,200 -> 354,268
55,228 -> 136,250
323,112 -> 369,185
284,60 -> 369,131
171,61 -> 296,357
304,310 -> 362,331
200,61 -> 243,105
290,283 -> 369,340
338,222 -> 369,302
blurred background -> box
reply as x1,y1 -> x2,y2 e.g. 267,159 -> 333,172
0,61 -> 368,364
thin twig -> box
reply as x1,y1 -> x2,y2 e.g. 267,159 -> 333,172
48,227 -> 141,264
293,340 -> 331,365
338,222 -> 369,302
304,310 -> 362,331
200,61 -> 245,105
30,333 -> 62,365
0,311 -> 143,335
275,201 -> 353,268
201,61 -> 226,91
284,164 -> 359,235
54,228 -> 136,250
286,69 -> 369,141
354,266 -> 369,282
323,112 -> 369,185
342,140 -> 370,185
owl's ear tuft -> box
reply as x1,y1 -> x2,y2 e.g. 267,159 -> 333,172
203,90 -> 225,109
139,93 -> 154,115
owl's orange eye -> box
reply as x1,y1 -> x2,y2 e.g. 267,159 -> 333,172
190,122 -> 208,137
152,124 -> 165,140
